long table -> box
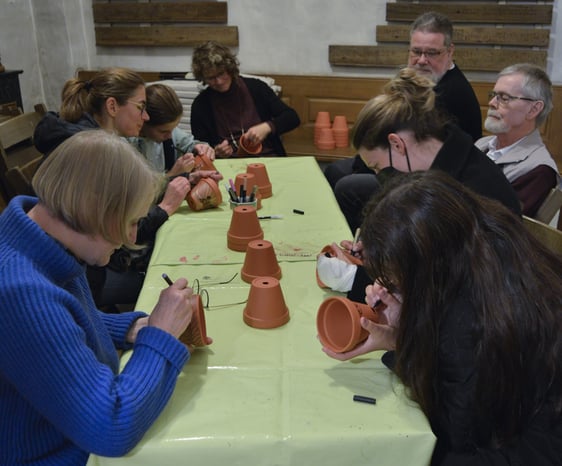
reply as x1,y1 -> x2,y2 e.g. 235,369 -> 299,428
87,157 -> 435,466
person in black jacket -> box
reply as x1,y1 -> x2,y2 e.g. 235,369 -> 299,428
34,68 -> 191,308
322,170 -> 562,466
316,68 -> 521,305
324,11 -> 482,194
190,41 -> 300,157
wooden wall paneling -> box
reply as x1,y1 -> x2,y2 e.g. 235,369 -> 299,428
92,0 -> 238,48
385,3 -> 552,25
94,25 -> 238,47
376,25 -> 550,47
329,45 -> 547,71
92,2 -> 228,23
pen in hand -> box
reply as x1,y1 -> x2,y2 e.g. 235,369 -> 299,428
162,273 -> 174,286
351,228 -> 361,255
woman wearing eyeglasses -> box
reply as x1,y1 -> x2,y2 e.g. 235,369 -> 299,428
33,68 -> 191,310
34,67 -> 150,155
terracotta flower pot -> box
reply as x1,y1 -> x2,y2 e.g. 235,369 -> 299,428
241,239 -> 282,283
179,294 -> 209,347
314,111 -> 331,145
227,205 -> 264,251
186,177 -> 223,211
316,296 -> 381,353
193,153 -> 217,172
331,115 -> 348,130
316,127 -> 335,150
246,163 -> 272,198
316,244 -> 363,289
238,133 -> 263,156
243,277 -> 290,329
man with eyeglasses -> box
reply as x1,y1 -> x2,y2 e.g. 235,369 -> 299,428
324,11 -> 482,197
476,64 -> 560,217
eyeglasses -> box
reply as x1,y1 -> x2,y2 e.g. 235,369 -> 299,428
127,100 -> 147,114
408,48 -> 448,59
488,91 -> 537,106
204,70 -> 228,83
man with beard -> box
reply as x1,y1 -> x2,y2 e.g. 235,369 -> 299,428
476,64 -> 560,217
324,12 -> 482,226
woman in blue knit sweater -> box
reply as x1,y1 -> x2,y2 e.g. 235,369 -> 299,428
0,130 -> 206,464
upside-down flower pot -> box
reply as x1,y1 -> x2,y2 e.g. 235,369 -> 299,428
243,277 -> 290,329
241,239 -> 282,283
316,296 -> 380,353
246,162 -> 272,198
227,205 -> 264,251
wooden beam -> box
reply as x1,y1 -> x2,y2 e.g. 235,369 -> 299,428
386,3 -> 552,25
93,2 -> 228,24
376,25 -> 550,48
329,45 -> 547,72
95,26 -> 238,47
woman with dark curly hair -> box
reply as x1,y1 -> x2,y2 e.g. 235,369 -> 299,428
190,41 -> 300,157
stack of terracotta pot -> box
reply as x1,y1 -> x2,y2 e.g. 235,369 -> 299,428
314,112 -> 349,149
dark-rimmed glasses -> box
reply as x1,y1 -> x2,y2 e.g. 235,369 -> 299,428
408,48 -> 448,60
488,91 -> 537,106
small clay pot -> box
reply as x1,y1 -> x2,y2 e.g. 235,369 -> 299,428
246,163 -> 272,198
241,239 -> 282,283
227,205 -> 264,251
316,244 -> 363,288
193,153 -> 217,171
238,134 -> 262,156
316,296 -> 381,353
179,294 -> 209,347
186,177 -> 223,211
243,277 -> 290,329
316,128 -> 335,150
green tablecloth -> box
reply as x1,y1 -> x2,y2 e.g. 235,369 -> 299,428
88,157 -> 435,466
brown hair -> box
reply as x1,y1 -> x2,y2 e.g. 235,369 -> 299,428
60,68 -> 145,123
144,83 -> 183,127
191,41 -> 240,82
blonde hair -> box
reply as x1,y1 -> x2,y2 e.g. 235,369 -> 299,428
60,68 -> 145,123
352,67 -> 448,150
32,130 -> 165,247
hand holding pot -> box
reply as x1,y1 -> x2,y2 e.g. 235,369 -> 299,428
159,176 -> 191,216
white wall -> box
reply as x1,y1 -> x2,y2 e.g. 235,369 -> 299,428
0,0 -> 560,112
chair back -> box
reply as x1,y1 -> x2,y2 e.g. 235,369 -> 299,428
534,180 -> 562,225
523,215 -> 562,256
0,103 -> 46,200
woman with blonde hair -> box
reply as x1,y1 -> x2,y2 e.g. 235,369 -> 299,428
0,130 -> 209,464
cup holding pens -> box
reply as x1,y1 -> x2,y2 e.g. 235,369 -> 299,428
234,172 -> 262,209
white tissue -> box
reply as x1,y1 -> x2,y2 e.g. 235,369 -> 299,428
316,255 -> 358,292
